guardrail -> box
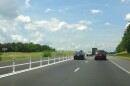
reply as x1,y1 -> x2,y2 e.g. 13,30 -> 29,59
0,56 -> 73,76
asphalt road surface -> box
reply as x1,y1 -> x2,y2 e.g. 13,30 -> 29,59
0,57 -> 60,75
0,56 -> 130,86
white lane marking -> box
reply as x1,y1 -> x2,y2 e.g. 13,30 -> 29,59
86,61 -> 88,63
74,68 -> 80,72
109,59 -> 130,75
0,58 -> 73,79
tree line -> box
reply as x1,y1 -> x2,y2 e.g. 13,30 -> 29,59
0,42 -> 55,52
116,23 -> 130,53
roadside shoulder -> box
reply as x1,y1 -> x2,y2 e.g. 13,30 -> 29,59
108,56 -> 130,74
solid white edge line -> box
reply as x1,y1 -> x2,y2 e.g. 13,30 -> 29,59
74,68 -> 80,72
0,58 -> 73,79
109,59 -> 130,75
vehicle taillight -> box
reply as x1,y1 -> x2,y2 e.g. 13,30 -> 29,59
95,53 -> 99,56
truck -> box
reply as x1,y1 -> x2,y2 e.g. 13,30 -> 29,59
92,48 -> 97,55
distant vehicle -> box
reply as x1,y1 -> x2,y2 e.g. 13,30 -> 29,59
74,50 -> 85,60
92,48 -> 97,55
86,51 -> 92,56
95,50 -> 107,60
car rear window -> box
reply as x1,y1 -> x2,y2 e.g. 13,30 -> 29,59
96,51 -> 106,54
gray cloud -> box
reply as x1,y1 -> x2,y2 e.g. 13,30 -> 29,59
0,0 -> 18,18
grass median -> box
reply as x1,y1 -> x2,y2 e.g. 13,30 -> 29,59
0,51 -> 74,61
112,52 -> 130,61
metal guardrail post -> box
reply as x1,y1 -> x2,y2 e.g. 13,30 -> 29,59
59,56 -> 60,62
48,57 -> 49,64
63,57 -> 65,61
66,55 -> 68,60
54,56 -> 55,63
0,55 -> 74,76
40,57 -> 42,66
29,57 -> 32,69
12,58 -> 15,73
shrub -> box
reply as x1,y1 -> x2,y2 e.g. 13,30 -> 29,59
0,53 -> 2,61
42,51 -> 52,57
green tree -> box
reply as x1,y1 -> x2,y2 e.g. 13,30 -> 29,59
124,24 -> 130,53
116,41 -> 126,53
116,23 -> 130,53
0,42 -> 55,52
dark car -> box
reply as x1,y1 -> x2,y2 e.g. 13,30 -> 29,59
74,50 -> 85,60
95,50 -> 107,60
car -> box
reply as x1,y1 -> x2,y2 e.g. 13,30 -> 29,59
95,50 -> 107,60
74,50 -> 85,60
86,51 -> 92,56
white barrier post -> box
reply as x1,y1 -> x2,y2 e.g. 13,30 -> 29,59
68,56 -> 70,60
66,54 -> 68,60
12,58 -> 15,73
59,56 -> 60,62
40,57 -> 42,66
62,56 -> 63,61
54,55 -> 55,63
29,57 -> 31,69
48,57 -> 49,64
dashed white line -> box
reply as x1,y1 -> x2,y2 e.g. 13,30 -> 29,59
74,68 -> 80,72
109,59 -> 130,75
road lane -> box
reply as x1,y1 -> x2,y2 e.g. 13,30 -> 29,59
0,57 -> 62,75
0,57 -> 130,86
108,56 -> 130,72
61,59 -> 130,86
0,60 -> 79,86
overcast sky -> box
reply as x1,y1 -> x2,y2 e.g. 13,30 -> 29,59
0,0 -> 130,52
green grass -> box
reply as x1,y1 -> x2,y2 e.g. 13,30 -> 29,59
0,51 -> 74,61
112,52 -> 130,61
51,51 -> 74,57
0,52 -> 43,61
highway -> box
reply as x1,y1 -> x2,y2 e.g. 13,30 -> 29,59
0,56 -> 130,86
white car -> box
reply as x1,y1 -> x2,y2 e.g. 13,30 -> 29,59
86,52 -> 92,56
